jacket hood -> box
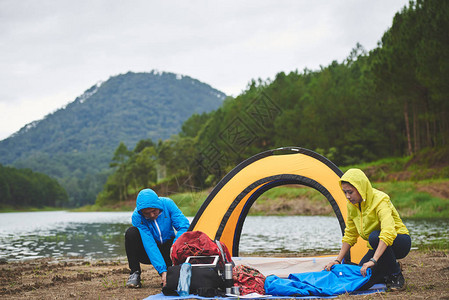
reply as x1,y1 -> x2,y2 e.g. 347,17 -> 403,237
339,168 -> 373,202
136,189 -> 163,213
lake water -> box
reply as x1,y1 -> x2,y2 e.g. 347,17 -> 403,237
0,211 -> 448,261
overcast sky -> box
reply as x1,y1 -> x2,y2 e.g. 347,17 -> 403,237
0,0 -> 408,141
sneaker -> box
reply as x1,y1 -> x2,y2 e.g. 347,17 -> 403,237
386,271 -> 406,291
126,271 -> 141,288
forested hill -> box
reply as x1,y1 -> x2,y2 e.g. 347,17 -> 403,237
0,71 -> 226,206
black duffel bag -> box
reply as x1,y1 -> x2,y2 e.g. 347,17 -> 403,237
162,264 -> 226,297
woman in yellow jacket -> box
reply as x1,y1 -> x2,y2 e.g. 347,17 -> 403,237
324,168 -> 411,291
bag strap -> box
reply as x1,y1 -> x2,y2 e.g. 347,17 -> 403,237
214,240 -> 226,263
215,240 -> 234,266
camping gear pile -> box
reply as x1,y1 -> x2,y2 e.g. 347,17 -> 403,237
233,265 -> 266,295
162,231 -> 267,297
161,231 -> 373,298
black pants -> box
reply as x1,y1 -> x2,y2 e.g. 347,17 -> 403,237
358,230 -> 411,290
125,226 -> 173,274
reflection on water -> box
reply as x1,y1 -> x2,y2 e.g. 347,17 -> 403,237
404,219 -> 449,247
239,216 -> 343,254
239,217 -> 449,254
0,212 -> 448,261
0,211 -> 132,261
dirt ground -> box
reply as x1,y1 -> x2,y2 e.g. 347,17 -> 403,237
1,250 -> 448,300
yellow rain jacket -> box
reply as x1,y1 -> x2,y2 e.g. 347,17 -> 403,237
340,169 -> 409,249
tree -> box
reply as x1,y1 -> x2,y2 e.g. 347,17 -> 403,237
109,142 -> 132,202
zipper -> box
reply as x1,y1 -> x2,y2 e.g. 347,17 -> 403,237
359,203 -> 365,240
154,219 -> 163,244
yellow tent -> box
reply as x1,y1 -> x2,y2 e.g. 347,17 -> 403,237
189,147 -> 367,264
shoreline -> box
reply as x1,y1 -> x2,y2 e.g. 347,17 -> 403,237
1,250 -> 448,299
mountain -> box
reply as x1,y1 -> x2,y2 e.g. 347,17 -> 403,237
0,71 -> 226,206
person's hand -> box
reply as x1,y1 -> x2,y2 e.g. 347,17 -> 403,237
360,260 -> 375,277
324,260 -> 339,271
161,271 -> 167,286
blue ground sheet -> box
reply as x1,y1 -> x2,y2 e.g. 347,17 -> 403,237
143,283 -> 386,300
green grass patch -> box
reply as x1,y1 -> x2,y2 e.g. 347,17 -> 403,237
418,239 -> 449,251
256,185 -> 324,203
0,205 -> 65,213
374,180 -> 449,219
341,156 -> 410,174
71,202 -> 136,212
170,190 -> 209,217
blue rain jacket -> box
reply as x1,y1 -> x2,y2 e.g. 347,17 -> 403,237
132,189 -> 190,274
264,264 -> 371,296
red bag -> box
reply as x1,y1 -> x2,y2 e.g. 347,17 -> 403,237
171,231 -> 232,267
233,265 -> 266,295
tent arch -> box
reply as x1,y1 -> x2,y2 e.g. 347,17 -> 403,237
189,147 -> 367,263
217,174 -> 344,255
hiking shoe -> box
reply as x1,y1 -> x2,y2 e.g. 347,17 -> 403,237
126,271 -> 141,288
386,272 -> 406,291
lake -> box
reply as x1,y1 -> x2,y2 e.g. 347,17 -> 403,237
0,211 -> 448,261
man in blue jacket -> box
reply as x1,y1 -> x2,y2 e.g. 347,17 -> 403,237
125,188 -> 190,288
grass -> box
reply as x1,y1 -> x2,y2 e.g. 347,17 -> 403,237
419,239 -> 449,251
257,184 -> 324,203
169,190 -> 209,217
71,202 -> 136,212
0,205 -> 64,213
375,180 -> 449,219
342,156 -> 410,174
100,277 -> 120,289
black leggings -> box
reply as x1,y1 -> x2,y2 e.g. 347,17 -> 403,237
125,226 -> 173,274
358,230 -> 411,290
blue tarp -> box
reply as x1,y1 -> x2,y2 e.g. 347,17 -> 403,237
144,284 -> 385,300
264,264 -> 371,297
144,265 -> 384,300
144,293 -> 335,299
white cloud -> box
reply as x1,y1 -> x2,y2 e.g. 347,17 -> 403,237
0,0 -> 408,140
